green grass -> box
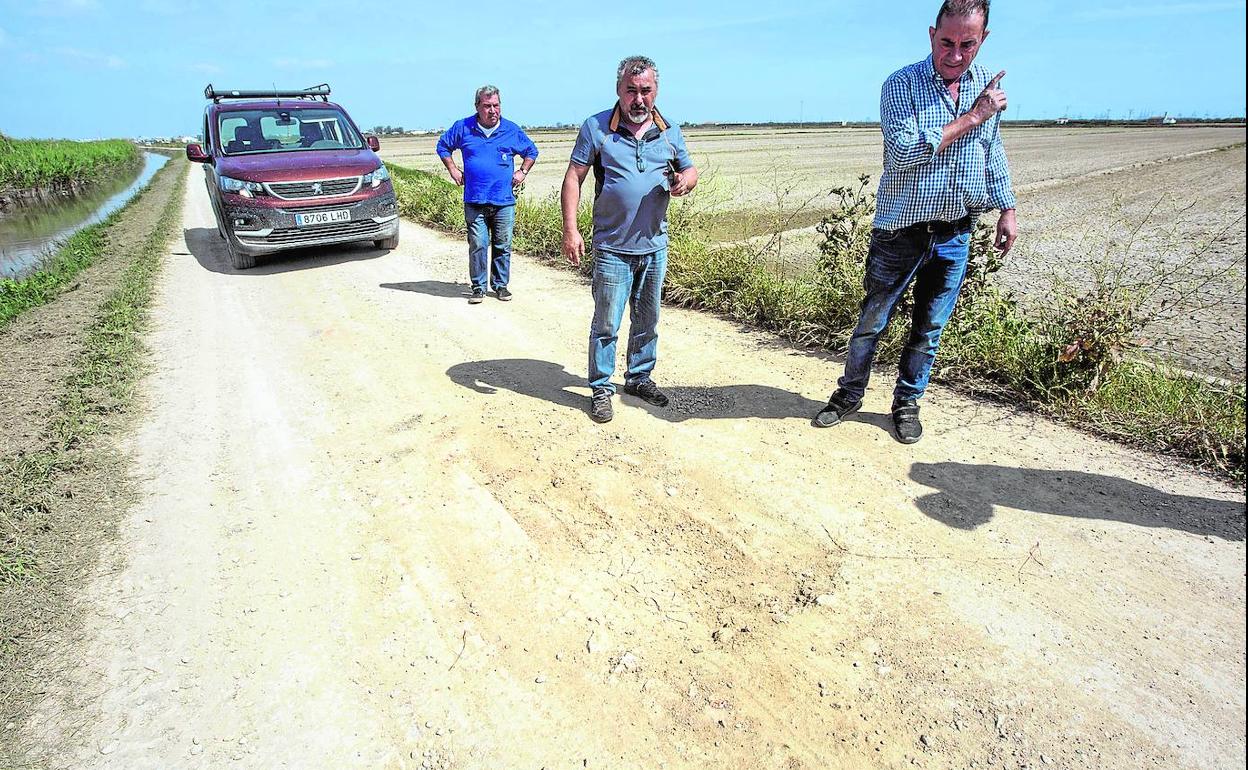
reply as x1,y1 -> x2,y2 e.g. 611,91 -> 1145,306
0,134 -> 139,191
389,164 -> 465,233
0,159 -> 187,586
0,151 -> 168,328
0,227 -> 107,327
388,162 -> 1246,480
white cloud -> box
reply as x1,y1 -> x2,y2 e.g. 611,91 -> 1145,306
55,46 -> 126,69
273,57 -> 335,70
1077,2 -> 1244,20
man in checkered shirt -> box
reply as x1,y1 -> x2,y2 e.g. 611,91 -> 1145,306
814,0 -> 1017,444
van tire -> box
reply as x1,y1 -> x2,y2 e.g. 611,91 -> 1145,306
374,234 -> 399,250
225,234 -> 256,270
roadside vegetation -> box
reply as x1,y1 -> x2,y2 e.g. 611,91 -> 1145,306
0,158 -> 186,736
390,164 -> 1245,480
0,226 -> 108,326
0,134 -> 139,194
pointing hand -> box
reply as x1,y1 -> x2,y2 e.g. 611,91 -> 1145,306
972,70 -> 1008,123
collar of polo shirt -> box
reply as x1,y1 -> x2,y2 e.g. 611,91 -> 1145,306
608,104 -> 670,134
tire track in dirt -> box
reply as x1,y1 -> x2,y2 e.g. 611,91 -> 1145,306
13,165 -> 1245,769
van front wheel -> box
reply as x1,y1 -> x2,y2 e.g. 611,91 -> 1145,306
225,233 -> 256,270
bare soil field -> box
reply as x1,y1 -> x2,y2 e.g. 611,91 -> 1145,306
1005,144 -> 1246,379
383,125 -> 1246,378
380,125 -> 1246,210
10,165 -> 1244,770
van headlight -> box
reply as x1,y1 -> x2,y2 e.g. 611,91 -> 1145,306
363,164 -> 390,189
219,175 -> 264,198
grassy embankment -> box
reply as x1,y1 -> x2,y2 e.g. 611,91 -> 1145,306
0,139 -> 152,324
0,159 -> 185,583
389,164 -> 1245,480
0,157 -> 184,749
0,134 -> 140,194
0,137 -> 148,323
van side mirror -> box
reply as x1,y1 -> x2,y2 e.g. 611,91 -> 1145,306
366,135 -> 380,151
186,143 -> 211,163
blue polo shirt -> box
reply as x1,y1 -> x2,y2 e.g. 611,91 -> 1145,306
570,106 -> 693,255
436,116 -> 538,206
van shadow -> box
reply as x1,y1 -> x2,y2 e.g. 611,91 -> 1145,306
183,227 -> 389,276
446,358 -> 827,422
380,280 -> 472,299
910,461 -> 1245,541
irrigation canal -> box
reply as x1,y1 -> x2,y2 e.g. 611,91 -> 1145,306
0,151 -> 169,279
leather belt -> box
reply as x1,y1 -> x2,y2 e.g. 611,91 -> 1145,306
905,215 -> 972,236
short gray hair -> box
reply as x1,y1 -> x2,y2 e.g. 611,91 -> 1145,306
474,85 -> 500,106
935,0 -> 990,29
616,56 -> 658,85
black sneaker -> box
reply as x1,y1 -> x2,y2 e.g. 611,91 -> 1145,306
495,287 -> 513,301
813,388 -> 861,428
891,398 -> 923,444
623,378 -> 669,407
468,289 -> 485,304
589,389 -> 614,423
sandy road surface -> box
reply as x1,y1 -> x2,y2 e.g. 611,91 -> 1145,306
18,167 -> 1246,769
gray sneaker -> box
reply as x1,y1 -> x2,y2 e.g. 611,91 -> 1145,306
468,289 -> 485,304
589,389 -> 614,423
495,287 -> 513,301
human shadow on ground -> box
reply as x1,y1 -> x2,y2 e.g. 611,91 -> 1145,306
184,227 -> 388,276
910,461 -> 1245,541
446,358 -> 827,422
380,280 -> 472,299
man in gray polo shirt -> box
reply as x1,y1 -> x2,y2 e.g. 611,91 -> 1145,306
561,55 -> 698,423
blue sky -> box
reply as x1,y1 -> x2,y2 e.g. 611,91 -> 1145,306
1,0 -> 1244,139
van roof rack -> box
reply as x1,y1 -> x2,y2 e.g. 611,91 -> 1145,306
204,84 -> 331,103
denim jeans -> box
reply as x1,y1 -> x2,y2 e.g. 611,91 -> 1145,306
588,248 -> 667,393
838,223 -> 972,403
464,202 -> 515,292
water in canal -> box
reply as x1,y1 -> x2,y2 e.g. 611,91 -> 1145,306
0,151 -> 169,280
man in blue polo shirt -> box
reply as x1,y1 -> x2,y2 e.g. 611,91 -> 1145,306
561,55 -> 698,424
813,0 -> 1017,444
437,85 -> 539,304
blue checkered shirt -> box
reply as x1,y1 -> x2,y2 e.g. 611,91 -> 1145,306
873,55 -> 1016,231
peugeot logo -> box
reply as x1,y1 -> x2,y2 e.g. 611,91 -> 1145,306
311,182 -> 323,195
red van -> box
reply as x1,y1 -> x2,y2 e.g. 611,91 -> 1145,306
186,84 -> 398,270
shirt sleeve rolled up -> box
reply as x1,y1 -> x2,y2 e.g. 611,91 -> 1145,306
516,127 -> 539,160
435,123 -> 459,158
985,115 -> 1016,210
880,75 -> 941,171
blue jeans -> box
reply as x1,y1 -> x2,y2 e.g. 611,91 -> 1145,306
464,202 -> 515,292
838,223 -> 972,403
589,248 -> 667,394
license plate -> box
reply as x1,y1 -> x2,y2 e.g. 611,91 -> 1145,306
296,209 -> 350,227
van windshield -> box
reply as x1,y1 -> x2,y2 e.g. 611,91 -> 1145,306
219,108 -> 363,155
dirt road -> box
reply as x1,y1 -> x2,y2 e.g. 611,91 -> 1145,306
16,167 -> 1245,769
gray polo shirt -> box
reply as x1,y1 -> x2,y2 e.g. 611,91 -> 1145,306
570,105 -> 693,255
